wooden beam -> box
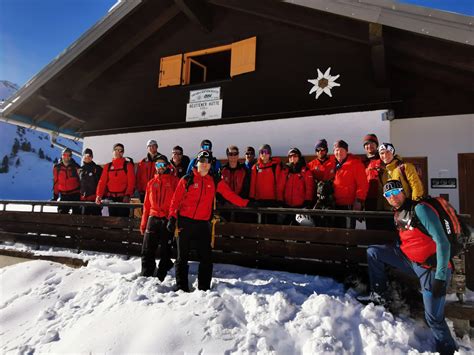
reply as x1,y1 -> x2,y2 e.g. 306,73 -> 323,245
174,0 -> 212,32
369,23 -> 388,87
71,5 -> 181,99
45,105 -> 85,124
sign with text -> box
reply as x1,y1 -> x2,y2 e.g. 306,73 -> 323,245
186,99 -> 223,122
186,87 -> 222,121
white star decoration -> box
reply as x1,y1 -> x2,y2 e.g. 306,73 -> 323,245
308,67 -> 341,99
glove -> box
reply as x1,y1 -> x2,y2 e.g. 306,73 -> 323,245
51,194 -> 59,201
246,200 -> 259,208
431,279 -> 446,298
166,217 -> 177,233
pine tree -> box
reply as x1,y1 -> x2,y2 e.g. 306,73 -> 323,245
0,155 -> 8,173
12,139 -> 20,155
15,158 -> 20,167
38,148 -> 45,159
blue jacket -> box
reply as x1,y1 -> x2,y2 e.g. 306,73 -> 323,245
186,157 -> 222,176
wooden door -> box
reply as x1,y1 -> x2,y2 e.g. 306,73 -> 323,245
458,153 -> 474,224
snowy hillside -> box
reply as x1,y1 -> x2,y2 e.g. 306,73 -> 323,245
0,122 -> 82,200
0,80 -> 19,103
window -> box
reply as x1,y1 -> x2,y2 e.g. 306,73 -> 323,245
158,36 -> 256,88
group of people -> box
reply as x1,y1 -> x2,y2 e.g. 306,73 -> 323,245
52,134 -> 458,354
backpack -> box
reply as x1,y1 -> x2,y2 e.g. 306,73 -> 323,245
414,197 -> 471,259
107,157 -> 133,174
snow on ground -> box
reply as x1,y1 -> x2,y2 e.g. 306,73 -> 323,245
1,247 -> 472,354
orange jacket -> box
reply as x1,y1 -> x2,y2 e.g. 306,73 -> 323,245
280,165 -> 315,207
141,173 -> 179,231
96,158 -> 136,198
53,160 -> 80,195
169,169 -> 248,221
249,157 -> 283,201
333,154 -> 368,206
307,156 -> 335,182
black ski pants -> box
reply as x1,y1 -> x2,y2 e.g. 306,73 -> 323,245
175,216 -> 213,291
141,216 -> 173,277
58,193 -> 81,215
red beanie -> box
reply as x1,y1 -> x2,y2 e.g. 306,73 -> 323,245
363,134 -> 379,147
333,140 -> 349,151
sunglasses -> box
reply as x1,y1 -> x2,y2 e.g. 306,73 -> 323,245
227,152 -> 239,157
114,149 -> 124,153
259,149 -> 270,155
383,188 -> 403,198
172,151 -> 182,155
316,148 -> 327,152
245,152 -> 254,156
288,154 -> 298,158
155,162 -> 167,169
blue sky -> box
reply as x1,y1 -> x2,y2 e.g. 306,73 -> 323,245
0,0 -> 472,87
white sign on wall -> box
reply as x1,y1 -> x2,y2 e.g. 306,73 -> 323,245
186,87 -> 222,121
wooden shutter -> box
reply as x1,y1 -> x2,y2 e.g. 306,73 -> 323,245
230,36 -> 256,77
158,54 -> 183,88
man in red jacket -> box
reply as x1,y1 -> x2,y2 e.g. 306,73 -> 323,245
136,139 -> 162,202
140,155 -> 179,280
332,140 -> 368,228
53,147 -> 81,214
96,143 -> 136,217
167,150 -> 250,292
307,139 -> 335,183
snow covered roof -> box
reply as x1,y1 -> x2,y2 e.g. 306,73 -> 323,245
0,0 -> 472,138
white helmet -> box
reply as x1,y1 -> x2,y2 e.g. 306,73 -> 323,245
295,214 -> 315,227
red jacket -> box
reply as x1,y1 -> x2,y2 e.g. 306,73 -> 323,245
221,163 -> 250,198
249,157 -> 283,201
280,165 -> 315,207
53,160 -> 80,195
333,154 -> 368,206
141,173 -> 179,231
399,227 -> 437,265
307,156 -> 335,182
363,155 -> 383,200
169,169 -> 248,221
96,158 -> 136,198
136,154 -> 160,194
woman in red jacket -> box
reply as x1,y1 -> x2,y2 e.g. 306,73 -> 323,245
96,143 -> 136,217
167,150 -> 250,292
332,140 -> 368,229
279,148 -> 315,224
140,155 -> 179,280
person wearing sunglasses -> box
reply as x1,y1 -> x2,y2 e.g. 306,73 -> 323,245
186,139 -> 222,176
307,139 -> 335,184
332,140 -> 368,229
220,146 -> 250,198
136,139 -> 163,203
167,150 -> 251,292
280,147 -> 314,218
360,180 -> 457,354
140,155 -> 179,280
96,143 -> 136,217
378,142 -> 424,203
169,145 -> 190,179
53,147 -> 81,215
79,148 -> 103,216
244,146 -> 257,170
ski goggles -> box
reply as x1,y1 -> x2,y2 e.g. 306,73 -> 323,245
197,151 -> 211,163
201,144 -> 211,150
383,188 -> 403,198
155,162 -> 167,169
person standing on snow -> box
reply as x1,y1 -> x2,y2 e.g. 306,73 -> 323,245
186,139 -> 221,175
79,148 -> 103,215
140,155 -> 179,280
136,139 -> 162,202
169,145 -> 190,179
359,180 -> 458,355
307,139 -> 335,183
167,150 -> 252,292
96,143 -> 136,217
53,147 -> 81,215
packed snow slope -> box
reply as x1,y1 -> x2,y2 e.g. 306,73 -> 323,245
1,251 -> 472,354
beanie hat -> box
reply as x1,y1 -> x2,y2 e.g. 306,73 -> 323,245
147,139 -> 158,147
246,146 -> 255,154
197,150 -> 213,163
333,140 -> 349,151
363,134 -> 379,147
259,144 -> 272,155
288,147 -> 302,157
383,180 -> 403,193
378,143 -> 395,154
172,145 -> 183,153
315,139 -> 328,151
155,154 -> 169,165
62,147 -> 72,155
113,143 -> 124,151
201,139 -> 212,150
83,148 -> 93,157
